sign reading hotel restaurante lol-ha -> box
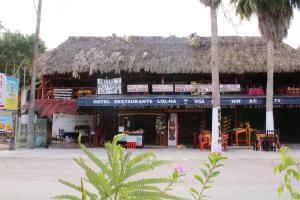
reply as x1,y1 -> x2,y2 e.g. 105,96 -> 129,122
97,78 -> 122,94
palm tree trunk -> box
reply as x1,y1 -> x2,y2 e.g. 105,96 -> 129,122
27,0 -> 42,148
210,7 -> 221,152
266,40 -> 274,132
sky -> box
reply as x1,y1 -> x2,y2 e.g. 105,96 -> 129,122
0,0 -> 299,50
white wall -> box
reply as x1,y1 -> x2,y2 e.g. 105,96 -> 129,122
52,113 -> 94,137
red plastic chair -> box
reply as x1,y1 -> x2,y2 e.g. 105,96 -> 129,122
199,133 -> 211,151
222,134 -> 229,151
127,142 -> 136,149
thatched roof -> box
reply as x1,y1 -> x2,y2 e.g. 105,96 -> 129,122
42,35 -> 300,76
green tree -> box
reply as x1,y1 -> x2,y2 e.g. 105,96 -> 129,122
198,0 -> 222,152
0,24 -> 46,86
231,0 -> 300,131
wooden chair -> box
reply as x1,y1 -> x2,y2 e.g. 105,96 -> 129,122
253,133 -> 266,151
253,130 -> 280,151
267,130 -> 281,149
261,130 -> 280,151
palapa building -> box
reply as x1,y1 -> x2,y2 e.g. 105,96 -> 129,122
38,35 -> 300,147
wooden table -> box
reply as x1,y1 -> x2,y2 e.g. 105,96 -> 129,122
231,128 -> 253,146
255,133 -> 279,151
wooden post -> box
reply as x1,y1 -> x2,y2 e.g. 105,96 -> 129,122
37,76 -> 45,99
92,114 -> 97,146
161,76 -> 165,95
161,77 -> 165,84
41,76 -> 45,99
235,106 -> 241,128
161,114 -> 167,146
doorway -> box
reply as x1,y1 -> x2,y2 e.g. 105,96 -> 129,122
178,112 -> 203,147
132,115 -> 156,145
121,113 -> 167,146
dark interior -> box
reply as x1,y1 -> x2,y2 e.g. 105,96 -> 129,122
131,115 -> 157,145
178,113 -> 202,147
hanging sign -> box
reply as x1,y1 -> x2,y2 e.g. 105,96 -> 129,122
175,84 -> 240,93
97,78 -> 122,94
53,88 -> 73,99
152,84 -> 174,92
220,84 -> 240,92
5,76 -> 19,110
127,85 -> 148,93
197,84 -> 211,92
175,84 -> 196,92
0,73 -> 6,109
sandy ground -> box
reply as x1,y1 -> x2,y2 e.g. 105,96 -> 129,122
0,146 -> 300,200
0,144 -> 8,151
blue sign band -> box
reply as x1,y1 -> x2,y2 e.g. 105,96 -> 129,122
77,95 -> 300,107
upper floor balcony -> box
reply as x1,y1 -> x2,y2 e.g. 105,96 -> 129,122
37,85 -> 300,100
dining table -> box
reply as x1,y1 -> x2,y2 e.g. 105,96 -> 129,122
231,127 -> 254,146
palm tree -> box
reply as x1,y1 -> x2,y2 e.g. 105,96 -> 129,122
231,0 -> 300,132
199,0 -> 222,152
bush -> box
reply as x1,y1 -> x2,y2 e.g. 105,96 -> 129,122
55,134 -> 186,200
56,134 -> 226,200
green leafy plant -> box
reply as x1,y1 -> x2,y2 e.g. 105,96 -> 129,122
274,146 -> 300,200
55,134 -> 185,200
190,153 -> 227,200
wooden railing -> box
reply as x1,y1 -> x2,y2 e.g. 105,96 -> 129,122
38,87 -> 97,99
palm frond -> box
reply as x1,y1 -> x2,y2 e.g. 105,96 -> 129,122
125,160 -> 169,179
79,143 -> 113,179
58,179 -> 97,199
127,152 -> 156,169
74,157 -> 112,198
124,178 -> 174,187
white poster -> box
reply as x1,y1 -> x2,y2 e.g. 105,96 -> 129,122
152,84 -> 174,92
0,73 -> 6,109
97,78 -> 122,94
174,84 -> 240,93
168,113 -> 178,146
127,84 -> 148,93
